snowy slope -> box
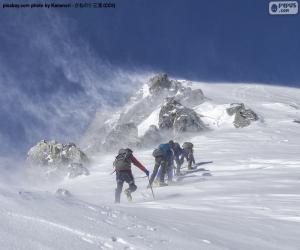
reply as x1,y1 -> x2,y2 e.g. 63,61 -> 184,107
137,108 -> 160,137
1,82 -> 300,250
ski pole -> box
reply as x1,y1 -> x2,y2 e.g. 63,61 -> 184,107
147,176 -> 155,200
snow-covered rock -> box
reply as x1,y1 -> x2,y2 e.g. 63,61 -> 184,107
26,140 -> 89,177
159,98 -> 207,132
82,74 -> 207,152
148,73 -> 173,94
226,103 -> 259,128
82,75 -> 262,153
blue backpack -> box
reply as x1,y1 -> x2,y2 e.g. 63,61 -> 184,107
159,143 -> 172,159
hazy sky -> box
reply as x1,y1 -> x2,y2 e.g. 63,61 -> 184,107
0,0 -> 299,158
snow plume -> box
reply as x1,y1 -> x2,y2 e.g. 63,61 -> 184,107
0,10 -> 152,161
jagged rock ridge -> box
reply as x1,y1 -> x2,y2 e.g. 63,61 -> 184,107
159,98 -> 206,133
82,73 -> 207,152
81,74 -> 260,152
226,103 -> 259,128
27,140 -> 89,178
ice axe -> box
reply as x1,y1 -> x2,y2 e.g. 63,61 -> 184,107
135,175 -> 148,179
147,176 -> 155,200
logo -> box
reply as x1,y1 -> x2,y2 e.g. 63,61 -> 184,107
269,1 -> 298,15
271,3 -> 278,12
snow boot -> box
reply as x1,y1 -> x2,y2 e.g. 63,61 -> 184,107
124,188 -> 132,202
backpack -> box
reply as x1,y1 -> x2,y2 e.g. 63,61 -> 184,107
173,143 -> 182,154
152,148 -> 164,158
113,148 -> 133,171
159,143 -> 171,153
182,142 -> 193,150
158,143 -> 173,159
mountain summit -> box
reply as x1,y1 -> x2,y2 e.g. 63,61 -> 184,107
82,74 -> 259,153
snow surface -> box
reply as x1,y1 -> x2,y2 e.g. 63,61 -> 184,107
194,103 -> 234,129
141,83 -> 150,98
137,108 -> 160,137
1,82 -> 300,250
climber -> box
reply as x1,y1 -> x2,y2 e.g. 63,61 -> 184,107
113,148 -> 149,203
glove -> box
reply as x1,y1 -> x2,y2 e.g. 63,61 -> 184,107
144,170 -> 150,176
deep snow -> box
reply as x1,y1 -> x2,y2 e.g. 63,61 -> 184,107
1,82 -> 300,250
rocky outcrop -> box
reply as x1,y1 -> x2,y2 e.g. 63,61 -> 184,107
226,103 -> 259,128
293,119 -> 300,124
27,140 -> 89,178
103,123 -> 139,150
147,74 -> 205,107
82,73 -> 207,152
159,98 -> 206,133
148,73 -> 173,94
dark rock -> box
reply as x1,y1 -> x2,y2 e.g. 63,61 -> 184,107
226,103 -> 259,128
159,98 -> 206,132
289,104 -> 299,110
56,188 -> 72,197
293,119 -> 300,124
148,73 -> 173,94
111,236 -> 117,242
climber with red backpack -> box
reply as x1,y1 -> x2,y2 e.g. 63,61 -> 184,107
113,148 -> 149,203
